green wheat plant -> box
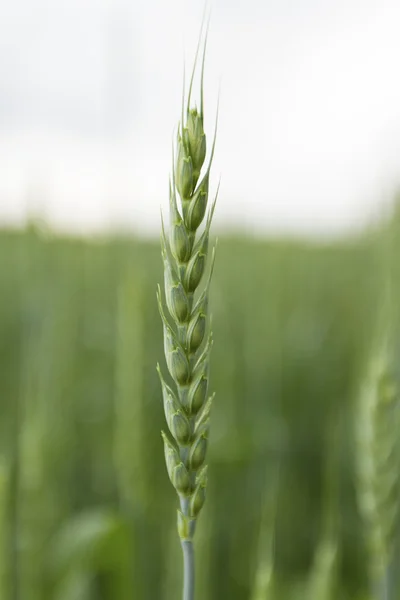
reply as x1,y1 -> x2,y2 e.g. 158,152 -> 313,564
157,26 -> 218,600
355,298 -> 400,600
250,503 -> 275,600
250,466 -> 279,600
306,415 -> 341,600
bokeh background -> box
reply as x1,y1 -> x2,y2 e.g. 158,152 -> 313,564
2,1 -> 400,599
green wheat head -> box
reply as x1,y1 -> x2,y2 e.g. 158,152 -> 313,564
157,34 -> 218,543
355,322 -> 400,585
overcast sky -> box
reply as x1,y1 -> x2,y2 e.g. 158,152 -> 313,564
1,0 -> 400,237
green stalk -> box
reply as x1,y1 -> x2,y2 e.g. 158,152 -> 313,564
250,460 -> 280,600
182,540 -> 195,600
113,268 -> 147,598
374,574 -> 389,600
157,21 -> 218,600
114,269 -> 146,512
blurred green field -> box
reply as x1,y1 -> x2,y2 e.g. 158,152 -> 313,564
0,219 -> 399,600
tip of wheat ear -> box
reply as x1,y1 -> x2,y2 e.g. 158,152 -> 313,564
158,23 -> 218,541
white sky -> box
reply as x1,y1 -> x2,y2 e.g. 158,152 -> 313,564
1,0 -> 400,237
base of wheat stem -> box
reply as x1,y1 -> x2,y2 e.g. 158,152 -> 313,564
373,569 -> 389,600
181,540 -> 195,600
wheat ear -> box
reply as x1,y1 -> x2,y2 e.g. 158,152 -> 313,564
355,300 -> 400,599
157,28 -> 218,600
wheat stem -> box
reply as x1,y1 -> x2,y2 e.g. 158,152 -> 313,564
181,540 -> 195,600
374,572 -> 389,600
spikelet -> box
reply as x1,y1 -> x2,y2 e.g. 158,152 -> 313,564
157,27 -> 218,543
